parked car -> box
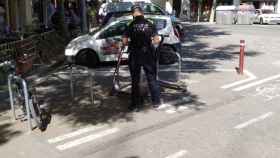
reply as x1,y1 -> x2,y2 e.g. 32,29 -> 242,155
254,9 -> 280,24
99,2 -> 184,40
65,15 -> 181,67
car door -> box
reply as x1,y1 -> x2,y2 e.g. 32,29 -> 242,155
95,20 -> 131,62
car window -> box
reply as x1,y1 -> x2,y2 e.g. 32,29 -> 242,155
150,5 -> 165,15
143,4 -> 165,15
99,20 -> 131,39
147,18 -> 167,30
262,10 -> 273,14
107,2 -> 133,13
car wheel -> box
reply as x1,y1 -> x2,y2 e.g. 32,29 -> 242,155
159,46 -> 179,65
260,18 -> 264,25
76,49 -> 99,67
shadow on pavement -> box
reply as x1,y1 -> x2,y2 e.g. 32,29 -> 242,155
181,24 -> 261,72
0,123 -> 21,146
35,69 -> 205,127
33,24 -> 257,127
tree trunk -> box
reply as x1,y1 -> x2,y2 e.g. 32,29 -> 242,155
209,0 -> 217,23
57,0 -> 69,38
80,0 -> 88,33
197,2 -> 201,22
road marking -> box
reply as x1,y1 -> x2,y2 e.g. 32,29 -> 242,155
221,69 -> 257,89
177,106 -> 189,111
165,150 -> 188,158
234,112 -> 274,129
56,128 -> 120,151
165,108 -> 177,114
233,74 -> 280,91
254,82 -> 280,101
272,61 -> 280,66
155,103 -> 173,110
48,125 -> 107,144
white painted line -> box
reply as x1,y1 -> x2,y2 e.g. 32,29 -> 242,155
177,106 -> 189,111
233,74 -> 280,91
234,112 -> 274,129
155,103 -> 173,110
48,125 -> 107,144
56,128 -> 120,151
165,109 -> 177,114
165,150 -> 188,158
221,69 -> 257,89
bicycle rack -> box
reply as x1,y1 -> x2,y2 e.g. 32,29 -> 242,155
8,74 -> 33,132
69,65 -> 94,104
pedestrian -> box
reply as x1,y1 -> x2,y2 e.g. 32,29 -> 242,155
122,5 -> 162,111
165,0 -> 173,15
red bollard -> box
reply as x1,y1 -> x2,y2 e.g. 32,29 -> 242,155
238,40 -> 245,75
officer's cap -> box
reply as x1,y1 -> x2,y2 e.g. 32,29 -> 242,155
131,5 -> 143,13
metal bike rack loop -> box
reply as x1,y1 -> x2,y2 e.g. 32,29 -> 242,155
8,74 -> 33,132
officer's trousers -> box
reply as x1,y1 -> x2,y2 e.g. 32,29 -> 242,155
128,50 -> 161,107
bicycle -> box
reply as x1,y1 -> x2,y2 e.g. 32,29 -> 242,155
0,60 -> 51,132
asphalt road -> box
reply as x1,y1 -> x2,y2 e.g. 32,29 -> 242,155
1,23 -> 280,158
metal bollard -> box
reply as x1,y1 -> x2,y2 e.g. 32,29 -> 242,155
8,75 -> 16,120
175,52 -> 182,81
89,70 -> 94,104
8,75 -> 33,132
239,40 -> 245,75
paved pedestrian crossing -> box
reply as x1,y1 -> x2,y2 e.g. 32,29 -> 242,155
46,103 -> 190,152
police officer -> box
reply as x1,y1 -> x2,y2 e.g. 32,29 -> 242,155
122,5 -> 161,111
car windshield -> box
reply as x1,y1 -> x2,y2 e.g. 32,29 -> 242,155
107,2 -> 133,13
106,2 -> 165,15
262,10 -> 273,14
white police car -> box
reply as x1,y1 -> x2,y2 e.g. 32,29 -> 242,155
65,15 -> 181,67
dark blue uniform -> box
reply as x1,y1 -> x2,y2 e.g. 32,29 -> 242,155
123,15 -> 160,108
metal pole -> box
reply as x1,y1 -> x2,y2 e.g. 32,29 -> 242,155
21,78 -> 32,132
70,65 -> 74,99
80,0 -> 88,33
175,52 -> 182,81
8,75 -> 16,120
43,0 -> 48,29
239,40 -> 245,75
89,69 -> 94,104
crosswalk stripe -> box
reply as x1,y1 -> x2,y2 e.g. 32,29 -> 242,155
56,128 -> 120,151
48,125 -> 107,144
165,150 -> 188,158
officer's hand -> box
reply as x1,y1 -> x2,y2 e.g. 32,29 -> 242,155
122,37 -> 129,46
151,35 -> 161,45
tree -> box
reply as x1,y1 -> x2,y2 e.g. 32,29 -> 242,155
56,0 -> 69,38
209,0 -> 217,23
197,0 -> 203,22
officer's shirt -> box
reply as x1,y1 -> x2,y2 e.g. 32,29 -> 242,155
123,15 -> 157,50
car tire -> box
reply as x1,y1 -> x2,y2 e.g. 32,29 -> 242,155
76,49 -> 99,67
159,46 -> 178,65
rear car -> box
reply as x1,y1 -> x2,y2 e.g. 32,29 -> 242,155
100,2 -> 184,40
254,9 -> 280,24
65,15 -> 181,67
